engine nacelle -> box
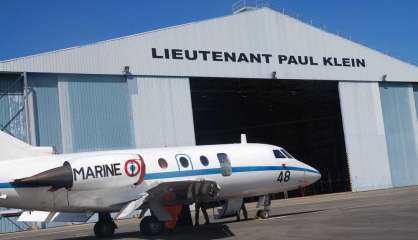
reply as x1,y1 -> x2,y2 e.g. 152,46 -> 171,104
14,154 -> 146,191
66,154 -> 146,191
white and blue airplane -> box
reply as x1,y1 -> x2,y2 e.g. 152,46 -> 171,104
0,131 -> 320,237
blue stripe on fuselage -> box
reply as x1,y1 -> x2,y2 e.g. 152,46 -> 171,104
0,165 -> 319,189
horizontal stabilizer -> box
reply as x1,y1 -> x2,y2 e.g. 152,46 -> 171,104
0,131 -> 54,161
0,209 -> 22,218
18,211 -> 54,222
50,212 -> 93,223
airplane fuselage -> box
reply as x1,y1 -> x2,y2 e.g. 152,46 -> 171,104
0,143 -> 320,212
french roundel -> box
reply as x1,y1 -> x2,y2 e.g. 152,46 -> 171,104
124,159 -> 141,177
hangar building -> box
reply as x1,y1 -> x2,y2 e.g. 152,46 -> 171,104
0,7 -> 417,216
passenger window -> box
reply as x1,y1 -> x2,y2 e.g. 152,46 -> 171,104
158,158 -> 168,169
273,149 -> 286,159
217,153 -> 232,176
281,149 -> 294,159
179,156 -> 189,168
200,156 -> 209,166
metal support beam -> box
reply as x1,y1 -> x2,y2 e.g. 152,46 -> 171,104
22,72 -> 32,144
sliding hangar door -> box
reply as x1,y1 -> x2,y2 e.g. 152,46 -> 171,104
340,81 -> 418,191
26,73 -> 134,153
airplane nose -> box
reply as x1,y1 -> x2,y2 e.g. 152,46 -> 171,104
304,166 -> 321,185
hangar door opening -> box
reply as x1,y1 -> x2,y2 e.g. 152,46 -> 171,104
190,78 -> 350,195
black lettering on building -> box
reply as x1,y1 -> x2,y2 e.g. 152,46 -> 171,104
185,50 -> 197,60
298,56 -> 308,65
237,53 -> 249,62
164,49 -> 170,59
323,57 -> 333,66
224,52 -> 236,62
309,56 -> 319,65
333,57 -> 342,66
356,58 -> 366,67
171,49 -> 183,59
342,58 -> 351,67
150,48 -> 367,68
262,54 -> 272,63
288,55 -> 298,65
198,50 -> 210,61
278,55 -> 287,64
249,53 -> 261,63
151,48 -> 163,59
212,51 -> 223,61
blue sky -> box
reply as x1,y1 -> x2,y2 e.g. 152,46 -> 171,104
0,0 -> 417,65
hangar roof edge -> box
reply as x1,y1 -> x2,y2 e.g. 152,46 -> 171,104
0,7 -> 416,69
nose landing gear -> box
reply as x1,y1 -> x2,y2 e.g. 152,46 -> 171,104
256,194 -> 271,219
94,212 -> 117,238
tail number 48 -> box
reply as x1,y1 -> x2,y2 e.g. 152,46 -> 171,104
277,170 -> 291,182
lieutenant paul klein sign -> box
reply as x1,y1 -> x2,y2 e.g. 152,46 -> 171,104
151,48 -> 366,68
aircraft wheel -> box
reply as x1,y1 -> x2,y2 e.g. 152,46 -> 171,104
94,221 -> 115,238
140,216 -> 165,235
257,210 -> 270,219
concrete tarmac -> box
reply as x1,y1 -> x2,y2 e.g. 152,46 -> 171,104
1,186 -> 418,240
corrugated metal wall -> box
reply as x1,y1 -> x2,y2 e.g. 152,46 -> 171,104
338,82 -> 392,191
0,74 -> 26,141
379,82 -> 418,187
58,74 -> 134,153
130,76 -> 195,148
0,215 -> 29,233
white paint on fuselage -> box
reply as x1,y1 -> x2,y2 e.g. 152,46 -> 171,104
0,143 -> 320,212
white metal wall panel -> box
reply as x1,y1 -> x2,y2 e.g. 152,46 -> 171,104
0,8 -> 416,82
130,77 -> 195,148
338,82 -> 392,191
58,80 -> 74,153
379,83 -> 418,187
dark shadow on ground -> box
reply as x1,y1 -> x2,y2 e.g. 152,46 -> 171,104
56,223 -> 235,240
56,209 -> 329,240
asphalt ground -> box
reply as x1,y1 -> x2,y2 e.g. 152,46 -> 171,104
1,186 -> 418,240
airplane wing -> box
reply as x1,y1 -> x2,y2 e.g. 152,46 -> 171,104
6,180 -> 220,223
116,179 -> 220,220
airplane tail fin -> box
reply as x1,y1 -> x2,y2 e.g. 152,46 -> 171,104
0,131 -> 54,161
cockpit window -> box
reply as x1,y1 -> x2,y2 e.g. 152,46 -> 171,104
281,149 -> 294,159
273,149 -> 286,159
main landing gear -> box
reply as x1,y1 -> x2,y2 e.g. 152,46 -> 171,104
256,194 -> 271,219
140,215 -> 165,236
94,212 -> 117,238
139,204 -> 192,236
